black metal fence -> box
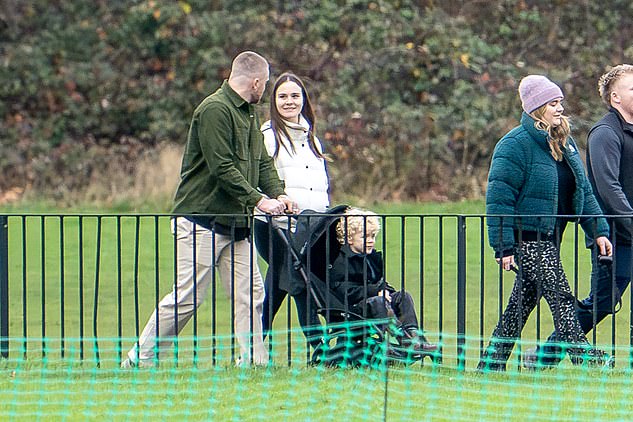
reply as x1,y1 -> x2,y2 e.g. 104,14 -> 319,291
0,212 -> 630,369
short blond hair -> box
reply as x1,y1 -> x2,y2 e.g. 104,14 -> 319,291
598,64 -> 633,107
335,207 -> 380,245
230,51 -> 269,80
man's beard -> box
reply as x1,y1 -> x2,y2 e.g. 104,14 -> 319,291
249,90 -> 263,104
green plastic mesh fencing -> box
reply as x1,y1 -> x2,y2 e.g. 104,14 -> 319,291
2,325 -> 633,421
2,215 -> 632,419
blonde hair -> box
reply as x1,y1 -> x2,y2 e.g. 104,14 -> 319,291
598,64 -> 633,107
335,208 -> 380,245
530,104 -> 571,162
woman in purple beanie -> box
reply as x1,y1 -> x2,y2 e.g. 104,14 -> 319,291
478,75 -> 613,371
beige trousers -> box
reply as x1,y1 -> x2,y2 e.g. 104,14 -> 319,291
127,217 -> 267,365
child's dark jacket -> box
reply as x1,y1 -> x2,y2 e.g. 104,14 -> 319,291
329,245 -> 395,305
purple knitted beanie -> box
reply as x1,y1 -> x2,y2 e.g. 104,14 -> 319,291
518,75 -> 564,113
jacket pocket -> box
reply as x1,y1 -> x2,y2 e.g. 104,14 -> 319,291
234,127 -> 249,161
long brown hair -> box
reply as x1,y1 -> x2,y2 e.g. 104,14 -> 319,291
530,104 -> 571,161
269,72 -> 325,160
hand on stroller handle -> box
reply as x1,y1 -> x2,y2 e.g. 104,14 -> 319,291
276,194 -> 299,214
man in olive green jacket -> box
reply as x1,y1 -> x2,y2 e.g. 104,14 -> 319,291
123,51 -> 296,368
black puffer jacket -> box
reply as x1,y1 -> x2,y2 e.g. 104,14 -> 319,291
329,245 -> 395,306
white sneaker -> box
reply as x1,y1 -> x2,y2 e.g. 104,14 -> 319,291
235,356 -> 269,368
522,348 -> 541,371
120,357 -> 155,369
120,358 -> 134,369
602,354 -> 615,370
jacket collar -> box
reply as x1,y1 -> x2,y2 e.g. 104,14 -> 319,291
340,244 -> 381,260
260,115 -> 310,133
282,115 -> 310,132
521,112 -> 549,145
340,244 -> 359,258
610,107 -> 633,134
221,80 -> 250,109
520,112 -> 577,156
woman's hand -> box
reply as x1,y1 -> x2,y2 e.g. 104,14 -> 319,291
595,236 -> 613,257
496,255 -> 516,271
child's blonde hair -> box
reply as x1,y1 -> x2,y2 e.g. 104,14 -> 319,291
335,207 -> 381,245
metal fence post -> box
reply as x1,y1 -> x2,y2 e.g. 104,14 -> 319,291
0,216 -> 8,359
456,215 -> 467,370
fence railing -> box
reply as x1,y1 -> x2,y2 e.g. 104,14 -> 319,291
0,212 -> 629,369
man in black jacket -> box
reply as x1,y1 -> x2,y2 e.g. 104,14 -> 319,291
531,64 -> 633,368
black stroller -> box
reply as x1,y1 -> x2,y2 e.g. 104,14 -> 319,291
276,205 -> 435,367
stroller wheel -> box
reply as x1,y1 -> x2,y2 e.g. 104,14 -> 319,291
310,330 -> 384,368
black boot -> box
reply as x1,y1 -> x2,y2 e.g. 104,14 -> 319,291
402,327 -> 438,354
477,344 -> 507,372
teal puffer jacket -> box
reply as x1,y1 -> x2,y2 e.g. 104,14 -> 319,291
486,112 -> 609,255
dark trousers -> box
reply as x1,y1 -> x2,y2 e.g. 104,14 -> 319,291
353,290 -> 419,330
538,243 -> 632,364
254,220 -> 321,348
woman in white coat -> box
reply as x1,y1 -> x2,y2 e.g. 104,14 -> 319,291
255,72 -> 330,349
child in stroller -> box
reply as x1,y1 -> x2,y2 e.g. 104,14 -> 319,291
276,205 -> 437,366
331,207 -> 437,357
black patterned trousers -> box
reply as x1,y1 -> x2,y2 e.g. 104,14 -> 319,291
479,240 -> 594,370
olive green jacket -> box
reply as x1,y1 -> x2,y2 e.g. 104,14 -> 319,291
172,81 -> 285,227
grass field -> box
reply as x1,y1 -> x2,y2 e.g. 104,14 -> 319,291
1,200 -> 631,420
2,351 -> 633,420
